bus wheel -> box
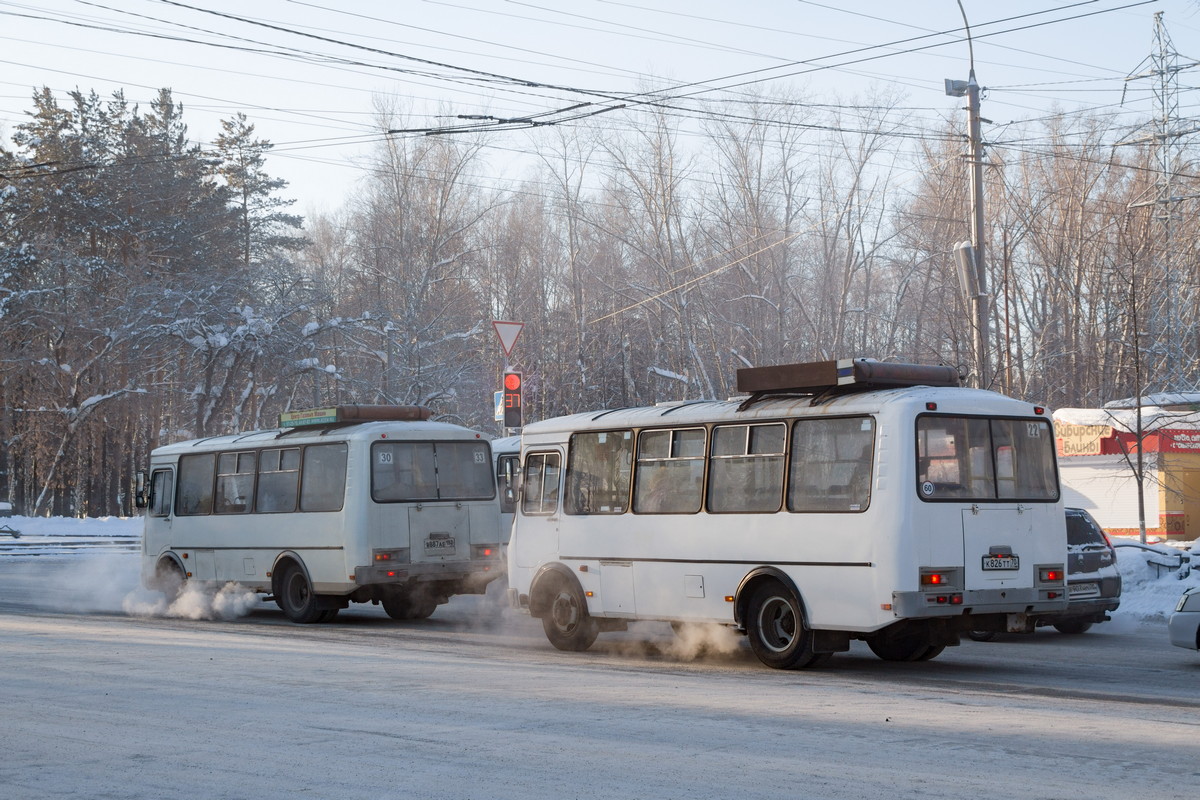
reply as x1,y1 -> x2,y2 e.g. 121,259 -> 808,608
541,575 -> 598,652
868,633 -> 932,662
966,630 -> 997,642
278,563 -> 323,624
745,582 -> 819,670
382,591 -> 436,621
1053,620 -> 1092,635
155,560 -> 186,603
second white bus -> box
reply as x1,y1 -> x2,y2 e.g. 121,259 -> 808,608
138,405 -> 505,622
507,359 -> 1069,669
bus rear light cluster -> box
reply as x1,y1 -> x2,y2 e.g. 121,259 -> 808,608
373,548 -> 410,564
471,544 -> 500,560
926,594 -> 963,605
1035,564 -> 1066,586
919,566 -> 962,592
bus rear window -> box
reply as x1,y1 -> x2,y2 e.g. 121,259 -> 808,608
917,416 -> 1057,502
372,441 -> 494,502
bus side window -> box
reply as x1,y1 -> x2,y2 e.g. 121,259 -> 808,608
565,431 -> 632,514
521,452 -> 560,515
708,423 -> 785,513
788,416 -> 875,513
215,451 -> 255,514
257,448 -> 300,512
300,443 -> 347,512
149,469 -> 174,518
176,453 -> 216,516
634,428 -> 705,514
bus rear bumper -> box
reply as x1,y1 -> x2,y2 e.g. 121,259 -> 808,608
891,587 -> 1069,619
353,558 -> 503,591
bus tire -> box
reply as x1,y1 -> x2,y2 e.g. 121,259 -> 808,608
1052,619 -> 1092,634
278,563 -> 323,624
868,633 -> 932,662
154,559 -> 186,603
382,591 -> 436,621
745,581 -> 819,670
915,645 -> 945,661
540,574 -> 598,652
966,630 -> 997,642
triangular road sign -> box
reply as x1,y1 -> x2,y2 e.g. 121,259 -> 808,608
493,320 -> 524,356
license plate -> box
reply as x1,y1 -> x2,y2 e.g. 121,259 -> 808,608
982,555 -> 1019,570
424,536 -> 456,552
1068,581 -> 1099,598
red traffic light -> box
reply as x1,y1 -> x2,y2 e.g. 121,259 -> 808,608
502,371 -> 523,428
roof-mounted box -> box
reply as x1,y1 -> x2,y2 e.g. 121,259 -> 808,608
736,358 -> 960,400
279,405 -> 433,429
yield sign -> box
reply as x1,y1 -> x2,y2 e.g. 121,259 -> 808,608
492,320 -> 524,356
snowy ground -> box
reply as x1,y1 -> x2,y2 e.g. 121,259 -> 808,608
3,517 -> 1200,800
1,515 -> 1197,625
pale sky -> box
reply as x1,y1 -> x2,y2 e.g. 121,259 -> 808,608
2,0 -> 1198,216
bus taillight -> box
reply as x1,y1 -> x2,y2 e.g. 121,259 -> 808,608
920,567 -> 962,591
471,544 -> 500,560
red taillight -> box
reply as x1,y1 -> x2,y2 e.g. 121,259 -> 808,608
375,552 -> 391,561
1034,406 -> 1045,415
922,573 -> 945,586
482,548 -> 493,557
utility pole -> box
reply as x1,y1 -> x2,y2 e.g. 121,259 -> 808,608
946,28 -> 989,389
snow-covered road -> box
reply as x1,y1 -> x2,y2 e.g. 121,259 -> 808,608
1,517 -> 1198,799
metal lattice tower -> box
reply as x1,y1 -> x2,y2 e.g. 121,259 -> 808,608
1125,12 -> 1200,391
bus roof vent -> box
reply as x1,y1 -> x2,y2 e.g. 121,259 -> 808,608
279,405 -> 434,429
736,358 -> 960,409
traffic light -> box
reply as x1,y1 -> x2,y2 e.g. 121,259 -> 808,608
502,371 -> 523,428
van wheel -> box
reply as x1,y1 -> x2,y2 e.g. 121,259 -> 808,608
540,574 -> 598,652
1053,620 -> 1093,635
745,582 -> 820,669
278,563 -> 323,623
967,630 -> 997,642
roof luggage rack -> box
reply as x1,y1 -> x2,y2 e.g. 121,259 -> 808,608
736,358 -> 960,410
278,405 -> 433,430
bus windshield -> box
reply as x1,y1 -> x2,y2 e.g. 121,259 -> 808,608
916,415 -> 1058,501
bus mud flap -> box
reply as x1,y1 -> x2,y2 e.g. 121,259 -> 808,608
812,630 -> 850,653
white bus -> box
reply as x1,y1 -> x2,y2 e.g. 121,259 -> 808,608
137,405 -> 504,623
507,359 -> 1069,669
